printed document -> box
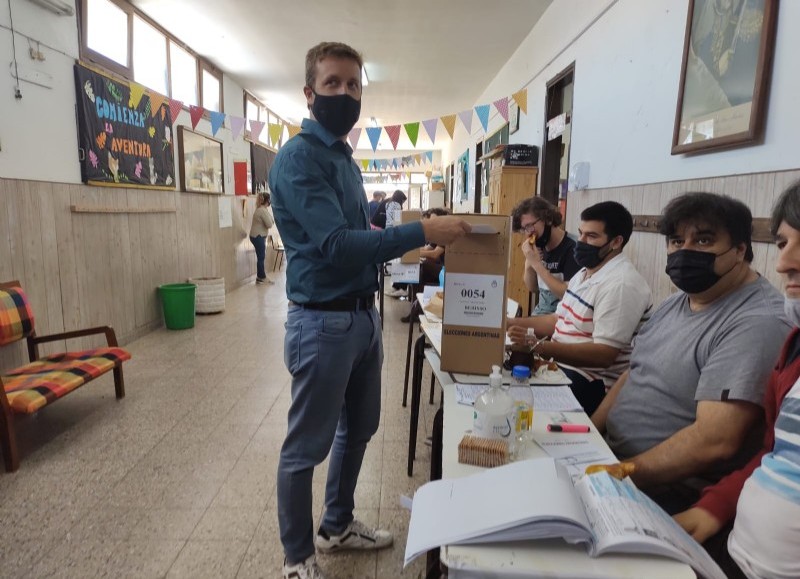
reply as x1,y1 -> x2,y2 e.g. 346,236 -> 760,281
404,458 -> 725,579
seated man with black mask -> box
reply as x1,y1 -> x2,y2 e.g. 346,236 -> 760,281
508,201 -> 652,414
592,192 -> 791,515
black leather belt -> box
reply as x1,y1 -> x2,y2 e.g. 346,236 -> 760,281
290,296 -> 375,311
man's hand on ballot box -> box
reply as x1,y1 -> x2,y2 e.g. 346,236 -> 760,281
421,217 -> 471,246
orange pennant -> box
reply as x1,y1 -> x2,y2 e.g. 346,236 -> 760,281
512,88 -> 528,115
287,124 -> 302,139
148,93 -> 167,118
440,114 -> 456,139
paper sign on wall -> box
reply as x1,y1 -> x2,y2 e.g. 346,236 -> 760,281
444,273 -> 505,329
218,196 -> 232,228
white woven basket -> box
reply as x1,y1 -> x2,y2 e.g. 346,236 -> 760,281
188,277 -> 225,314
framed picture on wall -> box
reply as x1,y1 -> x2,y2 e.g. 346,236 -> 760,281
509,101 -> 520,135
671,0 -> 778,155
177,126 -> 225,194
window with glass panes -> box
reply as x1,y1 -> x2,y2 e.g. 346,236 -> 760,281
79,0 -> 223,113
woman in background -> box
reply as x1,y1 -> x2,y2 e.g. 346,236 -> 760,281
250,192 -> 275,284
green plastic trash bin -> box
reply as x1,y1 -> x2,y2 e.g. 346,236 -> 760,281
158,283 -> 196,330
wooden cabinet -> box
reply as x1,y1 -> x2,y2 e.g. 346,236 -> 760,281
487,165 -> 538,316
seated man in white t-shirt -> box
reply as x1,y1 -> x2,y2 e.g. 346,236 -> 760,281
672,182 -> 800,579
507,201 -> 652,414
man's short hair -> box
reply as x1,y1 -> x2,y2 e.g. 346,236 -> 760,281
372,191 -> 383,200
580,201 -> 634,247
771,181 -> 800,236
511,196 -> 562,232
659,192 -> 754,262
305,42 -> 364,88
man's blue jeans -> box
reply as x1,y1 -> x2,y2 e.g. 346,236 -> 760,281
277,305 -> 383,564
250,235 -> 266,279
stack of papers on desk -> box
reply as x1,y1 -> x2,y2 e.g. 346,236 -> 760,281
455,384 -> 583,412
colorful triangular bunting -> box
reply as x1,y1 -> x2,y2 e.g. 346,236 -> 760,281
457,110 -> 473,134
209,111 -> 226,136
360,159 -> 369,171
475,104 -> 490,132
494,97 -> 509,122
403,122 -> 419,147
168,99 -> 184,124
440,114 -> 456,139
425,151 -> 433,164
268,123 -> 282,147
129,82 -> 145,109
229,116 -> 246,140
422,118 -> 438,145
287,124 -> 302,139
512,88 -> 528,114
189,105 -> 205,129
384,125 -> 401,150
250,120 -> 265,142
148,93 -> 167,118
348,127 -> 361,149
365,127 -> 382,151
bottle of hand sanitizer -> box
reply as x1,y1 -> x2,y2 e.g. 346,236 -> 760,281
473,365 -> 515,440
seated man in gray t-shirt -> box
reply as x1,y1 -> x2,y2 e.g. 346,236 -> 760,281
592,192 -> 790,514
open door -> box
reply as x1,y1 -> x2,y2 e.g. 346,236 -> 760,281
540,63 -> 575,215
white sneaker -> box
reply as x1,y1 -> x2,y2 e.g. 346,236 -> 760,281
315,520 -> 393,553
283,554 -> 326,579
384,287 -> 407,298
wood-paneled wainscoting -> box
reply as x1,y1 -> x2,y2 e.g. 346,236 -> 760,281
0,178 -> 264,369
564,169 -> 800,307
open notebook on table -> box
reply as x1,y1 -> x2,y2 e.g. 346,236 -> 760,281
405,458 -> 725,579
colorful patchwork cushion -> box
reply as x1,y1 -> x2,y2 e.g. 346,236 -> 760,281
1,348 -> 131,414
0,287 -> 35,346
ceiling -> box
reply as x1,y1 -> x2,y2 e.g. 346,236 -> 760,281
130,0 -> 552,151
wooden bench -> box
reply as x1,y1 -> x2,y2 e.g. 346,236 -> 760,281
0,281 -> 131,472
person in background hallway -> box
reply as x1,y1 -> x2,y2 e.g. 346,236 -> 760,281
592,192 -> 789,516
269,41 -> 471,579
368,191 -> 385,221
511,196 -> 580,314
507,201 -> 652,415
249,191 -> 274,284
673,182 -> 800,579
384,189 -> 407,228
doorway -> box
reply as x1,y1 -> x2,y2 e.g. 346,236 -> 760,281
473,142 -> 483,213
540,63 -> 575,210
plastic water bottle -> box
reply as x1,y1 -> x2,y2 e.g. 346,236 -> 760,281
473,365 -> 515,440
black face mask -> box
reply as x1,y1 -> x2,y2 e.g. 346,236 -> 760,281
665,248 -> 735,294
534,224 -> 551,249
310,91 -> 361,137
574,240 -> 612,269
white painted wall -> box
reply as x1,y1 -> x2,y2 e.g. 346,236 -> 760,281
445,0 -> 800,210
0,0 -> 248,190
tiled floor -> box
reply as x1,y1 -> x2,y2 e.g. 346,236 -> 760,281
0,274 -> 437,578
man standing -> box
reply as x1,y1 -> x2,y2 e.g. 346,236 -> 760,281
511,196 -> 580,314
507,201 -> 652,414
269,42 -> 469,579
593,192 -> 790,515
367,191 -> 384,221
